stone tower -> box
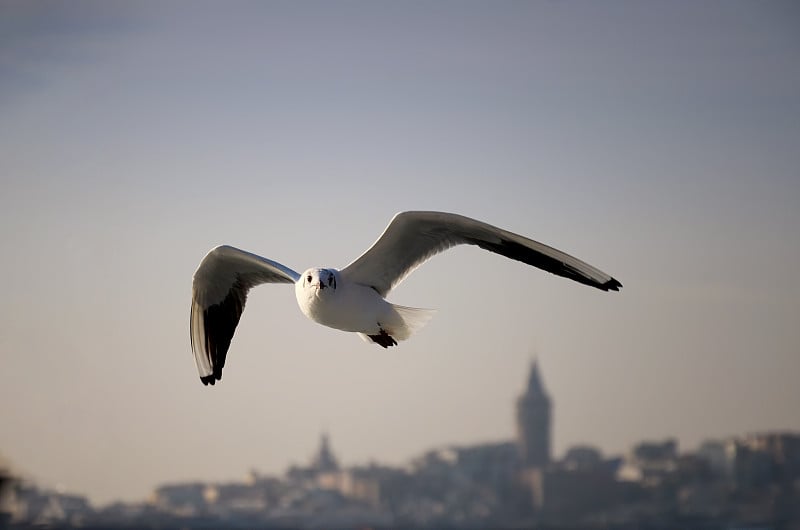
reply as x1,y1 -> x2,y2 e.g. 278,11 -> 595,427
516,359 -> 551,468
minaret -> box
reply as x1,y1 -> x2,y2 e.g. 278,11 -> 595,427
516,359 -> 552,468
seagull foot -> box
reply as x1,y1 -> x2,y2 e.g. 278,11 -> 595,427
368,328 -> 398,348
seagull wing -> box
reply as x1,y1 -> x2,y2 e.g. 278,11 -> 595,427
341,211 -> 622,297
190,245 -> 300,386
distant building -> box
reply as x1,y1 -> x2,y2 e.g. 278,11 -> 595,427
617,439 -> 679,486
696,439 -> 730,478
563,445 -> 603,471
287,432 -> 342,485
149,482 -> 206,516
3,483 -> 93,527
727,431 -> 800,491
743,432 -> 800,482
312,432 -> 340,474
516,359 -> 551,469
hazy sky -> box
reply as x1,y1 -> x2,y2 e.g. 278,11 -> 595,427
1,1 -> 798,505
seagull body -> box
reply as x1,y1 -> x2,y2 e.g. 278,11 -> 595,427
191,211 -> 622,385
294,267 -> 432,348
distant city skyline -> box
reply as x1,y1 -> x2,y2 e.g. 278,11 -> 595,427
3,356 -> 795,508
1,1 -> 798,505
4,362 -> 798,528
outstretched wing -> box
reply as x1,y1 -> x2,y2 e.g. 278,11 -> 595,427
190,245 -> 299,386
341,211 -> 622,297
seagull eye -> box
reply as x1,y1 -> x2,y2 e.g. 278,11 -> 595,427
306,274 -> 312,283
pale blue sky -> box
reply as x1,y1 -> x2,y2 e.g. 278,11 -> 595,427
1,1 -> 798,504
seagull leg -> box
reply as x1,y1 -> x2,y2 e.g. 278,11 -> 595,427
368,328 -> 398,348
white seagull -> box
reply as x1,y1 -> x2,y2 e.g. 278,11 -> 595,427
190,211 -> 621,385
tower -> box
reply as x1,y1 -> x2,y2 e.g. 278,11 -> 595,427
516,359 -> 552,468
311,432 -> 339,473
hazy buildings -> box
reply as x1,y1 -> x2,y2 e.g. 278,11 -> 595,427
3,359 -> 799,528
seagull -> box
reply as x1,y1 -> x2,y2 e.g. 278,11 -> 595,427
190,211 -> 621,385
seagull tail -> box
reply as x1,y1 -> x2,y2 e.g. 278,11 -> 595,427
357,304 -> 436,346
388,304 -> 436,341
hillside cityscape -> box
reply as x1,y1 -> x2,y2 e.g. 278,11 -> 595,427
2,361 -> 799,529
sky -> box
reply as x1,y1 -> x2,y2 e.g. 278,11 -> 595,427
1,0 -> 799,506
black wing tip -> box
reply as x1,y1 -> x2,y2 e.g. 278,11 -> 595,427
200,373 -> 221,386
602,278 -> 623,292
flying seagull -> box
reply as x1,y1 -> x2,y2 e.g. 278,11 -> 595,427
190,211 -> 621,385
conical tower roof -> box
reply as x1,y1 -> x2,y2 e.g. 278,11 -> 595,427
524,358 -> 548,400
312,431 -> 339,472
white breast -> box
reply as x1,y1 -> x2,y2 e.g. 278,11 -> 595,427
294,276 -> 391,334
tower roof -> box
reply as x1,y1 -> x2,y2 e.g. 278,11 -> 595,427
312,432 -> 339,473
524,358 -> 548,399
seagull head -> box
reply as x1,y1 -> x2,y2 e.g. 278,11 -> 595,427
300,268 -> 338,295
